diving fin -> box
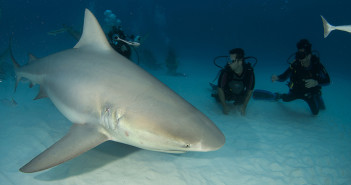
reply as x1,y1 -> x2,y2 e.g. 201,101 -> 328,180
252,89 -> 280,101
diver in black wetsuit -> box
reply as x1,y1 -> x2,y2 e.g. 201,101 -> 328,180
271,39 -> 330,115
215,48 -> 255,115
107,26 -> 132,59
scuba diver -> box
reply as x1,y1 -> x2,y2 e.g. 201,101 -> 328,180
50,9 -> 141,60
212,48 -> 255,116
165,47 -> 186,77
107,25 -> 141,59
271,39 -> 330,115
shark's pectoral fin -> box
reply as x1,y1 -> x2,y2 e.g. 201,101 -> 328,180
20,123 -> 109,173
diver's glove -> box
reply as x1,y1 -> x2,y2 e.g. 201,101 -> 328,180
304,79 -> 318,88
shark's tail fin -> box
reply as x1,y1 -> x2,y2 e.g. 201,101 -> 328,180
9,38 -> 22,92
321,15 -> 335,38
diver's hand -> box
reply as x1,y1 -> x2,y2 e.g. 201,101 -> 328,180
304,79 -> 318,88
271,75 -> 279,82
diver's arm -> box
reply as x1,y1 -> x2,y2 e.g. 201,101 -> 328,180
317,63 -> 331,86
218,87 -> 229,115
240,90 -> 253,116
217,69 -> 230,114
241,70 -> 255,116
305,63 -> 331,88
277,67 -> 292,82
218,87 -> 229,114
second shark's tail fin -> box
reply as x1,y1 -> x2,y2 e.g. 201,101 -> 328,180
321,15 -> 335,38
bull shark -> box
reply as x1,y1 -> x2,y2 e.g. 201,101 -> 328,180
13,9 -> 225,173
321,15 -> 351,38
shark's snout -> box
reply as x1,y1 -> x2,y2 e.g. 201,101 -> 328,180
199,131 -> 225,152
186,120 -> 225,152
155,113 -> 225,153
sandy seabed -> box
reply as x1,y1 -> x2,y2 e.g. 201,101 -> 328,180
0,61 -> 350,185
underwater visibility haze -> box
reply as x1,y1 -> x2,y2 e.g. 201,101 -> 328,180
0,0 -> 351,184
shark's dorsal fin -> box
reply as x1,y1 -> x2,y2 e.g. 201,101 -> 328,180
74,9 -> 112,51
20,123 -> 109,173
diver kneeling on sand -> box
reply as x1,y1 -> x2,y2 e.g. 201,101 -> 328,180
210,48 -> 256,116
254,39 -> 331,115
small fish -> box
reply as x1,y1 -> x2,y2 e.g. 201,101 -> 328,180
47,28 -> 68,36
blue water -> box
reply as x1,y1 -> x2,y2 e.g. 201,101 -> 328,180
1,1 -> 351,184
2,0 -> 351,69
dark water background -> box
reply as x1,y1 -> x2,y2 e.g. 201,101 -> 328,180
1,0 -> 351,79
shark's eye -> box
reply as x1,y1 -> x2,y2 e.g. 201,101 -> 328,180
185,144 -> 191,148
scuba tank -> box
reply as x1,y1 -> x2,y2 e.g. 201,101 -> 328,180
213,56 -> 257,69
